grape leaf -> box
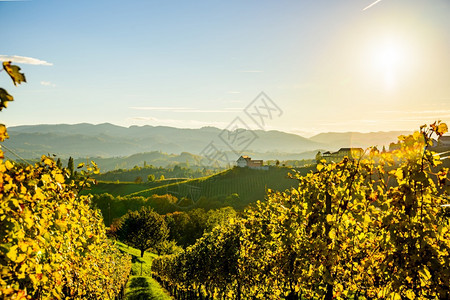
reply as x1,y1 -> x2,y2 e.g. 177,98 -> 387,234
0,124 -> 9,142
0,88 -> 14,111
2,61 -> 26,86
437,123 -> 448,137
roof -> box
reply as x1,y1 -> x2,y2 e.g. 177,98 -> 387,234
238,155 -> 251,160
338,147 -> 364,151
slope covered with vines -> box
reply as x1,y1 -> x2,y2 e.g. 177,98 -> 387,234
153,122 -> 449,299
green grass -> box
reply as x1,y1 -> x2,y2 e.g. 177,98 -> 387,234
116,241 -> 155,276
115,241 -> 172,299
125,276 -> 173,300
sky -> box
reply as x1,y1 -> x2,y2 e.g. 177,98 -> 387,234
0,0 -> 449,137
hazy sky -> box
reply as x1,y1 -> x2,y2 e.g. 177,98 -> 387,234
1,0 -> 449,136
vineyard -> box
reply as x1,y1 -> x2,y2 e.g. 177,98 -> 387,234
152,123 -> 450,300
129,166 -> 305,209
0,156 -> 133,299
0,62 -> 132,299
81,178 -> 186,197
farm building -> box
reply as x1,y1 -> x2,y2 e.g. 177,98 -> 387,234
320,148 -> 364,163
236,156 -> 268,170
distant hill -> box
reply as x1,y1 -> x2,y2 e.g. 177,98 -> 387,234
72,151 -> 205,172
4,123 -> 410,168
4,123 -> 323,159
309,131 -> 411,151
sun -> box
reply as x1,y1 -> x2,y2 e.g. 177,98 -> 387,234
372,41 -> 409,89
377,45 -> 404,70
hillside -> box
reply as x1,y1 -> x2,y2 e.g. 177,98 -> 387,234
81,178 -> 187,197
128,166 -> 313,209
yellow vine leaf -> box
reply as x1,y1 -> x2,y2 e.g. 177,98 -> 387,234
0,124 -> 9,141
390,292 -> 402,300
326,214 -> 334,224
2,61 -> 26,86
328,229 -> 336,240
437,123 -> 448,136
0,88 -> 14,111
405,290 -> 415,300
5,160 -> 14,170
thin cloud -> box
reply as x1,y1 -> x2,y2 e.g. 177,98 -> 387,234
130,106 -> 190,111
238,70 -> 263,73
129,106 -> 241,113
0,55 -> 53,66
228,91 -> 241,94
363,0 -> 383,11
40,81 -> 56,87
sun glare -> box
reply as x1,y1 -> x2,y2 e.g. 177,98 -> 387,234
371,39 -> 411,90
377,45 -> 403,70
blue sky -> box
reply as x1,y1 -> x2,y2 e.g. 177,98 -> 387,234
1,0 -> 449,136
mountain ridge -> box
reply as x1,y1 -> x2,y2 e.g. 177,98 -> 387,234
4,123 -> 410,160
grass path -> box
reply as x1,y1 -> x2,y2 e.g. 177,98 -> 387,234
115,241 -> 173,300
125,276 -> 172,300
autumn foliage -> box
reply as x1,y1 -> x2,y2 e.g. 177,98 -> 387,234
0,62 -> 131,299
152,122 -> 449,299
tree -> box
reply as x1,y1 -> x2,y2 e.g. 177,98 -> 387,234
147,174 -> 155,182
134,176 -> 143,183
117,207 -> 169,257
159,174 -> 165,180
67,156 -> 74,177
56,157 -> 62,169
315,151 -> 322,163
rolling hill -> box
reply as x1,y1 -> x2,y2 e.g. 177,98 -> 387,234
127,166 -> 313,209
